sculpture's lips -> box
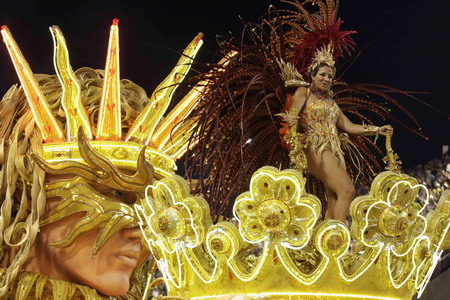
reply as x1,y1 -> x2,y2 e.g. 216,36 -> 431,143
114,250 -> 140,267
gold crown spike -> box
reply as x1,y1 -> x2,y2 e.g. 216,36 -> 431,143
50,26 -> 93,141
125,33 -> 204,145
152,51 -> 237,155
1,26 -> 65,143
151,84 -> 206,150
97,18 -> 121,140
162,119 -> 200,160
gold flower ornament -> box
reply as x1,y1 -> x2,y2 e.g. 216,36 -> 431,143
234,166 -> 321,249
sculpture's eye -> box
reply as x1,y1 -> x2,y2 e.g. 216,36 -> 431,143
91,183 -> 141,204
106,189 -> 138,203
113,190 -> 125,199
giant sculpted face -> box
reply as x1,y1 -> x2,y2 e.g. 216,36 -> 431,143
23,177 -> 146,296
21,133 -> 153,297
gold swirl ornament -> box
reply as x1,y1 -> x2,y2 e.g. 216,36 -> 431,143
315,219 -> 350,258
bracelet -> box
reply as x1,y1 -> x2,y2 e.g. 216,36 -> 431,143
363,123 -> 380,143
362,124 -> 379,136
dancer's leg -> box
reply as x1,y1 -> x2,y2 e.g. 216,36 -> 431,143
324,187 -> 337,220
306,149 -> 355,222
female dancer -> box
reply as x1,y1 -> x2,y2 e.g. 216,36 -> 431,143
185,0 -> 420,223
285,59 -> 393,221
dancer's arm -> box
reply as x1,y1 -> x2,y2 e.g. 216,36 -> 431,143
284,87 -> 309,126
336,110 -> 393,136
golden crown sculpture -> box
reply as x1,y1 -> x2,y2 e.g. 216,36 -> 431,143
138,134 -> 450,300
0,19 -> 218,177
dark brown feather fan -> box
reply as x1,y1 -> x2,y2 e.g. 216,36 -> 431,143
183,0 -> 423,222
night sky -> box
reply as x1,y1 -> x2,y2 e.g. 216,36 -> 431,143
0,0 -> 448,169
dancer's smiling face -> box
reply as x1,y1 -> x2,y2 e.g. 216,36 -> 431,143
312,65 -> 335,92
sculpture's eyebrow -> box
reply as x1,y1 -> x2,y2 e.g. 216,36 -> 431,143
32,128 -> 154,193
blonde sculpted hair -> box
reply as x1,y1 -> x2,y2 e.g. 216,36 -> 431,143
0,67 -> 149,295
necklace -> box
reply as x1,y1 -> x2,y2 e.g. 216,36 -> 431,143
310,84 -> 331,101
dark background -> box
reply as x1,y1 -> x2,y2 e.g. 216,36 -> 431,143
0,0 -> 448,168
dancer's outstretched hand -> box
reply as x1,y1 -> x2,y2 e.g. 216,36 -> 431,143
378,125 -> 393,136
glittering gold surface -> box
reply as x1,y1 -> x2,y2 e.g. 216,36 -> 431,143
125,33 -> 203,145
96,19 -> 122,140
1,26 -> 65,143
140,167 -> 449,299
50,26 -> 93,141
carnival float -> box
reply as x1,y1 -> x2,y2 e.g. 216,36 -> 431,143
0,1 -> 448,299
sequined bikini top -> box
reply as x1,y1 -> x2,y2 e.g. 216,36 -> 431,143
299,99 -> 340,135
